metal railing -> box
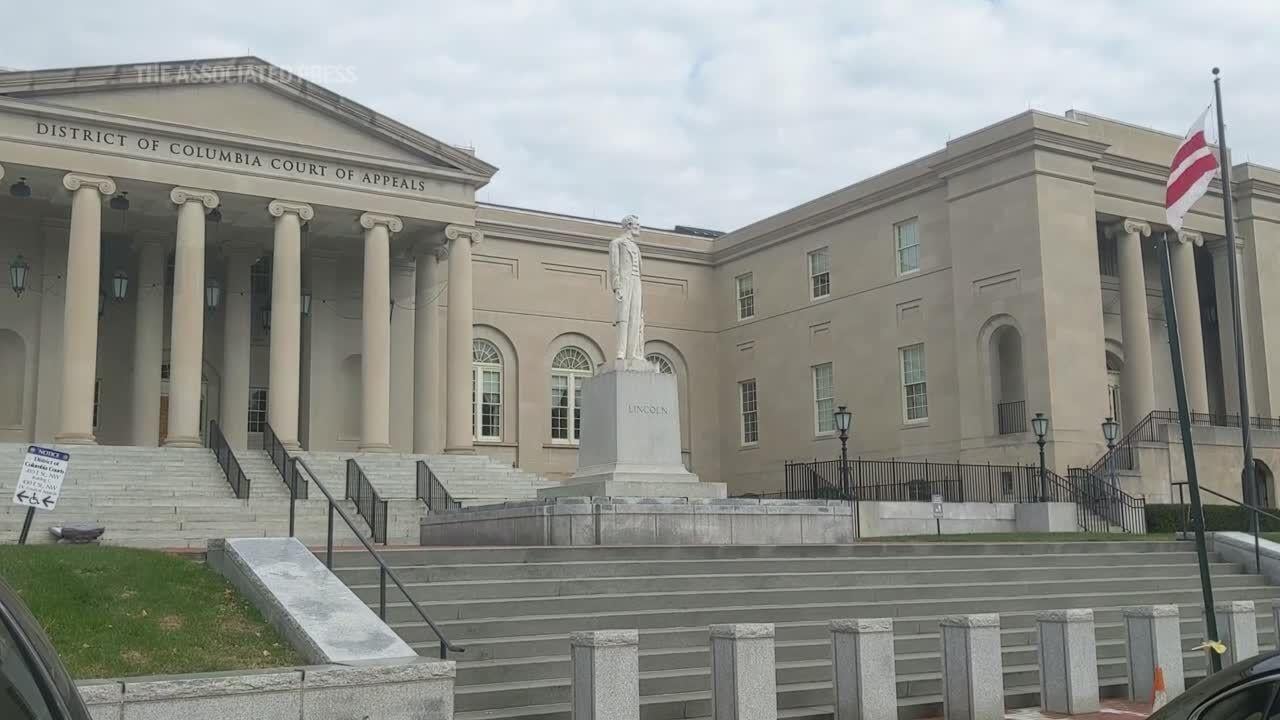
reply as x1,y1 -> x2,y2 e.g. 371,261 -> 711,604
208,420 -> 250,499
292,456 -> 463,659
783,458 -> 1075,504
416,461 -> 460,514
996,400 -> 1027,435
1172,481 -> 1280,574
346,459 -> 388,544
263,422 -> 308,500
1064,467 -> 1147,534
1090,410 -> 1280,476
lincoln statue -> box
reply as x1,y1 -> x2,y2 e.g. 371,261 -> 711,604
609,214 -> 645,362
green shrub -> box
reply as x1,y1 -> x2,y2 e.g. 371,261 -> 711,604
1145,503 -> 1280,534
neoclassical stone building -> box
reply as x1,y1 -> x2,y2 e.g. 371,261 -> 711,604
1,56 -> 1279,501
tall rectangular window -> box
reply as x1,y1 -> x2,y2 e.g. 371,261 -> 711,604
813,363 -> 834,434
736,273 -> 755,320
739,379 -> 759,445
896,218 -> 920,275
247,387 -> 268,433
808,247 -> 830,299
901,344 -> 928,422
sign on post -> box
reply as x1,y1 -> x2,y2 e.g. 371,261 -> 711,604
12,446 -> 69,544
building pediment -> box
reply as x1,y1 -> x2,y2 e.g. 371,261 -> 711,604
0,56 -> 497,185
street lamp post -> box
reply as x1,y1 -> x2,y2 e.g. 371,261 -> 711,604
1102,416 -> 1119,488
833,405 -> 856,539
1031,412 -> 1049,502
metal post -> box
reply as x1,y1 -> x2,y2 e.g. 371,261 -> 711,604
17,507 -> 35,545
1214,69 -> 1261,577
379,567 -> 387,620
1038,437 -> 1048,502
1158,230 -> 1222,673
326,503 -> 335,569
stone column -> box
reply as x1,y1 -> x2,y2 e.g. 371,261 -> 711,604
1215,600 -> 1258,667
940,614 -> 1003,720
1123,605 -> 1184,702
1213,237 -> 1254,415
830,619 -> 896,720
220,242 -> 259,449
709,624 -> 776,720
164,188 -> 219,447
266,200 -> 313,450
1111,219 -> 1156,430
56,173 -> 116,443
130,237 -> 167,446
444,224 -> 482,454
570,630 -> 639,720
1171,231 -> 1210,413
414,242 -> 446,454
1037,609 -> 1099,715
357,213 -> 402,451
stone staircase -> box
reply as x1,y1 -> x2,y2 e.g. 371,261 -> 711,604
326,541 -> 1278,720
0,443 -> 363,548
299,451 -> 553,506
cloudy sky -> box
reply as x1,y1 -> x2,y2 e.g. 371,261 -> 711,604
5,1 -> 1280,231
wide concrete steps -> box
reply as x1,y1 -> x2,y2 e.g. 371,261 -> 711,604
326,542 -> 1278,720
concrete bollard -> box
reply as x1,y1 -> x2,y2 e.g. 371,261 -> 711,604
570,630 -> 639,720
1037,609 -> 1099,715
710,624 -> 777,720
830,619 -> 897,720
1124,605 -> 1184,702
1215,600 -> 1258,666
940,614 -> 1004,720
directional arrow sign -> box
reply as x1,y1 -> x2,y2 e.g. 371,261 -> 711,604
12,446 -> 69,512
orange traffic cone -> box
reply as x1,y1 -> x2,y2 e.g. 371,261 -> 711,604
1152,665 -> 1169,711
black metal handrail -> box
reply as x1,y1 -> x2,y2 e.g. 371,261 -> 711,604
996,400 -> 1027,435
1172,481 -> 1280,574
1090,409 -> 1280,476
346,459 -> 388,544
293,456 -> 463,660
208,420 -> 250,499
1062,467 -> 1146,534
263,422 -> 308,500
782,458 -> 1079,504
416,461 -> 460,513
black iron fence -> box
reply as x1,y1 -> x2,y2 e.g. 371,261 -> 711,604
208,420 -> 250,499
1091,410 -> 1280,476
996,401 -> 1027,435
263,422 -> 308,500
416,461 -> 460,514
1065,467 -> 1146,534
346,459 -> 388,544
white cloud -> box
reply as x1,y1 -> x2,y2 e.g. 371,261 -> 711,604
5,0 -> 1280,230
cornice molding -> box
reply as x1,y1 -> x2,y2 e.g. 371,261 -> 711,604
931,126 -> 1110,180
267,199 -> 314,221
359,212 -> 404,233
62,172 -> 116,195
475,220 -> 713,265
170,186 -> 220,209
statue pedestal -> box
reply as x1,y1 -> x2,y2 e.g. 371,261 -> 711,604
539,363 -> 726,499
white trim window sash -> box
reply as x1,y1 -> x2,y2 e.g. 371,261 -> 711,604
736,273 -> 755,320
550,347 -> 593,444
247,387 -> 268,433
901,344 -> 928,422
896,218 -> 920,275
472,339 -> 503,442
813,363 -> 834,434
808,247 -> 830,299
740,378 -> 759,445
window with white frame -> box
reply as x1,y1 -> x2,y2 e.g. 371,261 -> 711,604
895,218 -> 920,275
472,339 -> 502,441
901,344 -> 928,422
247,387 -> 268,433
646,353 -> 674,374
808,247 -> 830,299
813,363 -> 834,434
551,346 -> 593,443
739,379 -> 759,445
736,273 -> 755,320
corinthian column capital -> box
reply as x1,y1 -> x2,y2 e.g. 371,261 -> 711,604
170,187 -> 220,209
267,199 -> 315,221
62,173 -> 116,195
444,224 -> 483,245
359,212 -> 404,233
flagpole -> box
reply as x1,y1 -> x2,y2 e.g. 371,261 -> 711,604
1213,67 -> 1261,574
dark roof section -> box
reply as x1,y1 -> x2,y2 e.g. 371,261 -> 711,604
480,201 -> 723,239
673,225 -> 725,239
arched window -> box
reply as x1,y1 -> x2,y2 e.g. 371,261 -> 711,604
646,353 -> 674,375
473,339 -> 502,441
551,346 -> 592,443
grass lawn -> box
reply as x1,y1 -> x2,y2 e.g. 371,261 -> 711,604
0,545 -> 301,679
877,532 -> 1176,542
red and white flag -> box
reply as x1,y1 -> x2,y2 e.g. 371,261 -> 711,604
1166,106 -> 1220,232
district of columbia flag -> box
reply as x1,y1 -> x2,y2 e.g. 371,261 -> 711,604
1166,105 -> 1220,232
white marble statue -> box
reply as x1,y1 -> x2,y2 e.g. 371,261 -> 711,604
609,214 -> 645,363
